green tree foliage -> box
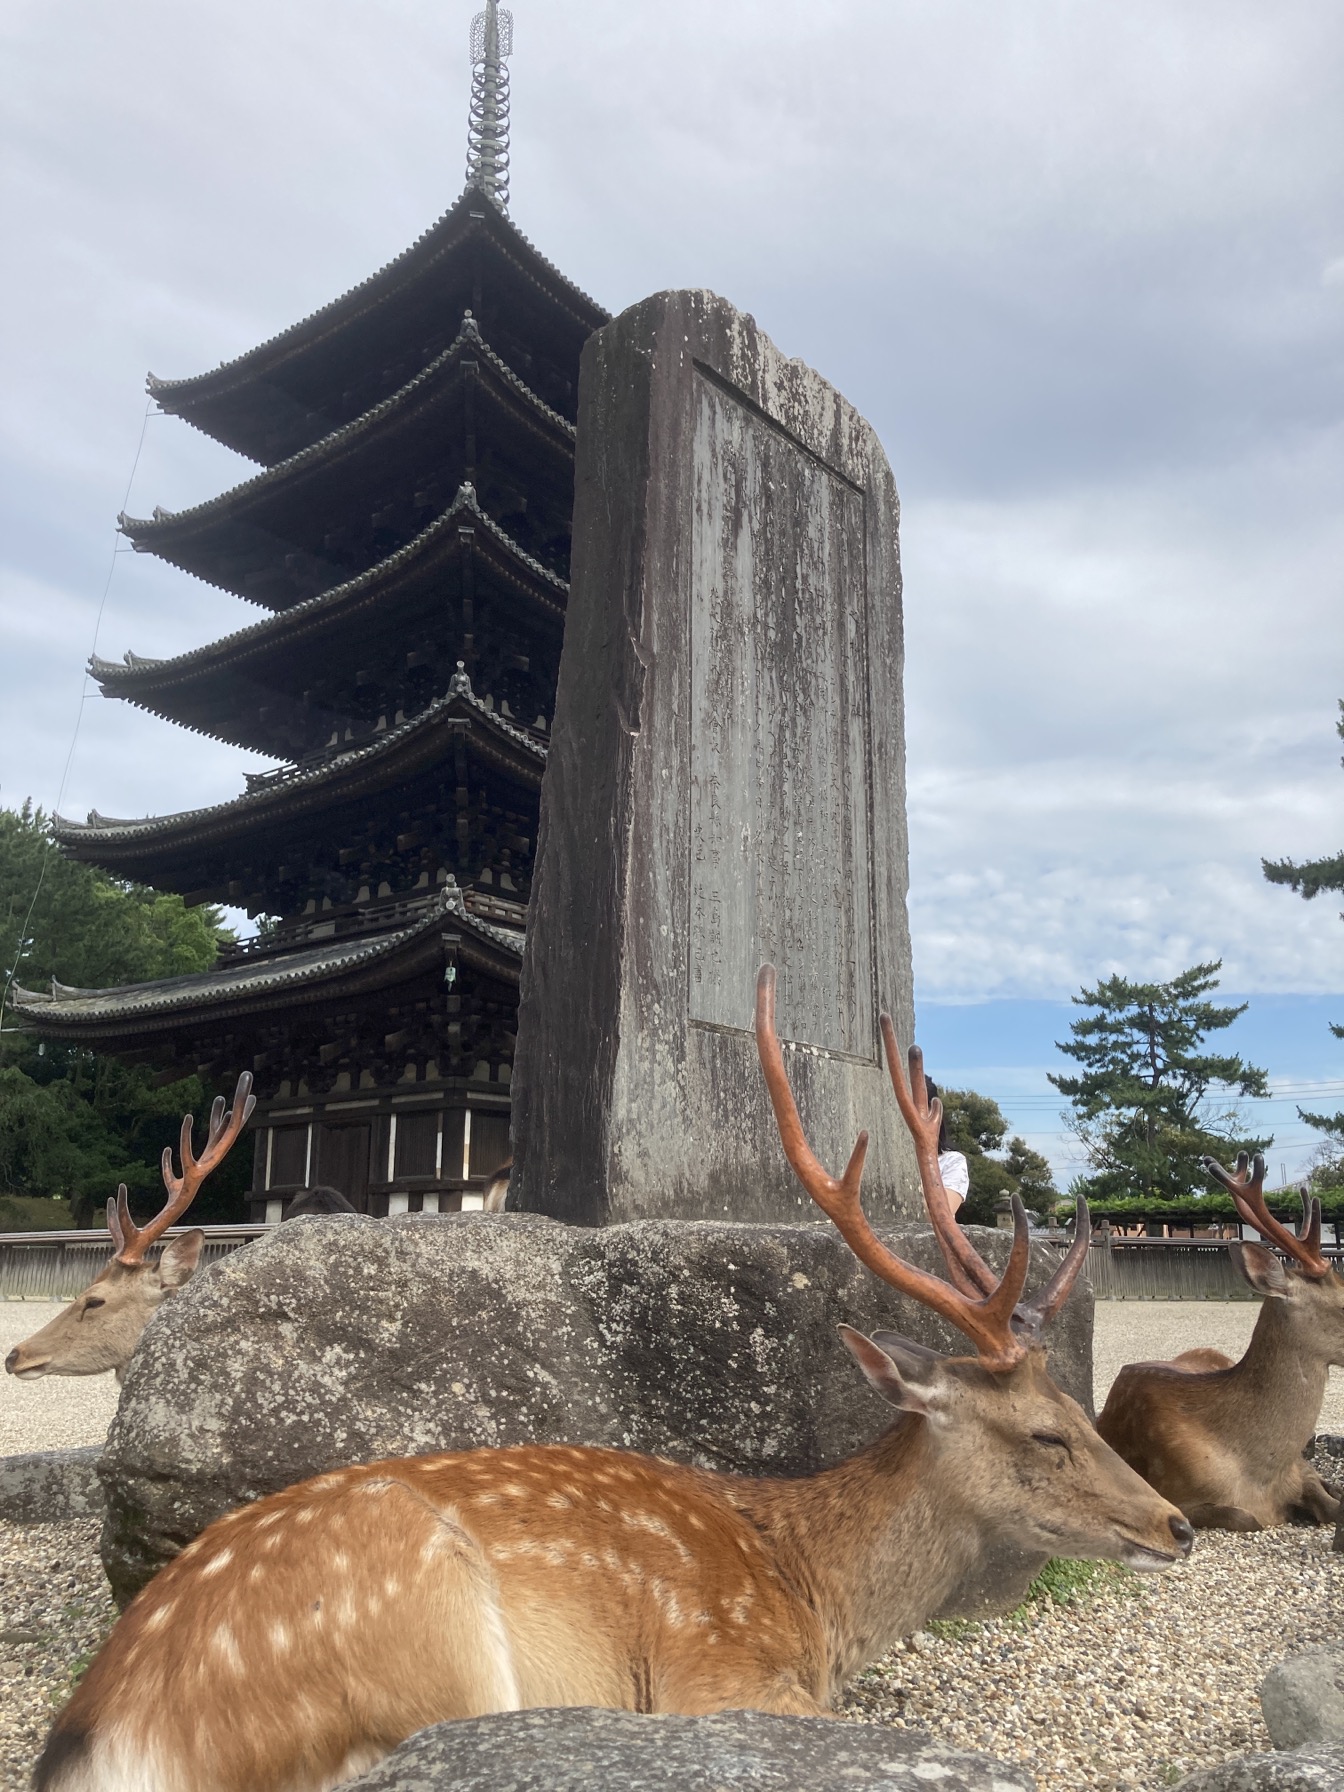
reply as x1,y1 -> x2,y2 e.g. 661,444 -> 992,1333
0,803 -> 245,1227
1263,698 -> 1344,1159
1049,961 -> 1270,1203
937,1088 -> 1060,1225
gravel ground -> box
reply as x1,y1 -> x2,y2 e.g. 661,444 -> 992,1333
842,1529 -> 1343,1790
0,1299 -> 1341,1791
0,1518 -> 115,1790
0,1305 -> 119,1457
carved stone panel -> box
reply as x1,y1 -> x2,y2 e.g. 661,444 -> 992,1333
688,369 -> 876,1059
513,291 -> 915,1225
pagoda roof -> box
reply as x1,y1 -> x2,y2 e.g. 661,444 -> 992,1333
121,318 -> 576,607
54,679 -> 545,888
147,185 -> 609,464
91,486 -> 565,753
11,886 -> 522,1046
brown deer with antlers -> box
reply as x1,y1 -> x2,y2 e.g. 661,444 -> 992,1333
1098,1150 -> 1344,1530
5,1074 -> 255,1384
34,973 -> 1191,1792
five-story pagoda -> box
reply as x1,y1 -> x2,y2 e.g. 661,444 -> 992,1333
13,5 -> 609,1220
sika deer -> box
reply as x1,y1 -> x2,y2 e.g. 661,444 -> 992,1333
5,1074 -> 254,1384
35,974 -> 1190,1792
1098,1151 -> 1344,1529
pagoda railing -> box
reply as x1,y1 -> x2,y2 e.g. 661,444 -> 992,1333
216,888 -> 526,965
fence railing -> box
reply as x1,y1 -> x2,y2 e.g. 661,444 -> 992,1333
5,1225 -> 1339,1304
1085,1235 -> 1344,1301
0,1226 -> 266,1301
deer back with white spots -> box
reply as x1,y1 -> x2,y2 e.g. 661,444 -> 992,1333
5,1074 -> 255,1385
34,981 -> 1191,1792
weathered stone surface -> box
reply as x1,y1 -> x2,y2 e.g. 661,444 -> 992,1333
1260,1648 -> 1344,1750
1173,1740 -> 1344,1789
100,1212 -> 1091,1604
0,1445 -> 103,1522
342,1707 -> 1036,1792
513,289 -> 915,1227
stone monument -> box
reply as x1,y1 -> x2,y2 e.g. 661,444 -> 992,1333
512,290 -> 916,1224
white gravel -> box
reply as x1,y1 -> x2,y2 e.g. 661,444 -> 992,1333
0,1519 -> 114,1792
842,1528 -> 1343,1790
0,1304 -> 120,1457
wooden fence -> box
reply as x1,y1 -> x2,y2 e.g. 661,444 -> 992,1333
0,1226 -> 265,1300
1085,1235 -> 1344,1300
2,1225 -> 1339,1303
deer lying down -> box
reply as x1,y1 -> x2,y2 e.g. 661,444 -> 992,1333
5,1075 -> 254,1385
1098,1152 -> 1344,1531
35,971 -> 1191,1792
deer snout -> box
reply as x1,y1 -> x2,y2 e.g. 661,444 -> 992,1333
1168,1513 -> 1195,1557
5,1345 -> 48,1378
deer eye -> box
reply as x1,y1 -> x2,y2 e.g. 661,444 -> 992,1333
1031,1432 -> 1068,1450
81,1296 -> 106,1315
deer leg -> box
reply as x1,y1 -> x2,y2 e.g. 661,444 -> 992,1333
1291,1467 -> 1341,1526
1182,1502 -> 1264,1532
746,1681 -> 833,1718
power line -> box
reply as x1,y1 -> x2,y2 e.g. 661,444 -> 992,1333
0,400 -> 154,1054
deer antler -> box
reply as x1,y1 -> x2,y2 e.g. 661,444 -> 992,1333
755,966 -> 1030,1371
877,1017 -> 1093,1338
109,1073 -> 256,1266
1202,1150 -> 1330,1280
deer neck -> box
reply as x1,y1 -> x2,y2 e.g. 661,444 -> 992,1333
1229,1298 -> 1330,1446
728,1418 -> 981,1692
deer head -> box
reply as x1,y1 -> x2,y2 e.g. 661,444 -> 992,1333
5,1074 -> 255,1384
1204,1149 -> 1344,1362
756,966 -> 1195,1573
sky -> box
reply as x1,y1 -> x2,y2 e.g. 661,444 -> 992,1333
1,0 -> 1342,1180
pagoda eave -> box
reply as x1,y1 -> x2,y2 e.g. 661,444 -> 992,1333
11,893 -> 522,1051
54,689 -> 546,887
124,324 -> 577,607
147,187 -> 609,464
91,494 -> 566,752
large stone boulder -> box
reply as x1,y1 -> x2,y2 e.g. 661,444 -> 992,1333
342,1708 -> 1036,1792
1174,1741 -> 1344,1789
1260,1647 -> 1344,1750
0,1445 -> 103,1522
100,1212 -> 1092,1604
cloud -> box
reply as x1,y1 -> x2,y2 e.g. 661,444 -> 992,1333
2,0 -> 1341,1004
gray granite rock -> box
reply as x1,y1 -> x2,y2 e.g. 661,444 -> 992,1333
1260,1647 -> 1344,1750
99,1211 -> 1092,1604
514,288 -> 915,1229
342,1707 -> 1036,1792
0,1445 -> 103,1522
1173,1740 -> 1344,1789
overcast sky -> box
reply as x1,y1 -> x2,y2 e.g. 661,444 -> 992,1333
3,1 -> 1342,1161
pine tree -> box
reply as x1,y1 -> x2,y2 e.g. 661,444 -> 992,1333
1049,961 -> 1269,1202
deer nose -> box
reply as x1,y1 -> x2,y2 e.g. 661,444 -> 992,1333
4,1348 -> 19,1376
1168,1514 -> 1195,1556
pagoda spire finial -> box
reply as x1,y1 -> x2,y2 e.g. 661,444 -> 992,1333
466,2 -> 513,212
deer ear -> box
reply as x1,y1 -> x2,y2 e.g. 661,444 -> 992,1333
838,1324 -> 948,1416
869,1330 -> 950,1374
1229,1240 -> 1291,1299
157,1229 -> 205,1290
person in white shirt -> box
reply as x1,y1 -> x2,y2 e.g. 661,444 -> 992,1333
925,1078 -> 970,1211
